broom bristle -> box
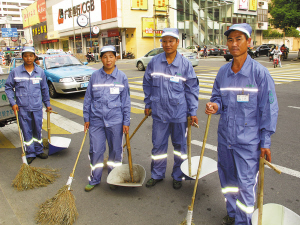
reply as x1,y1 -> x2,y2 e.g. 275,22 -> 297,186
36,185 -> 78,225
179,219 -> 195,225
12,164 -> 60,191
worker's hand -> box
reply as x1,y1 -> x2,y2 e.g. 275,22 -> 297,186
46,106 -> 52,112
123,125 -> 129,134
205,102 -> 218,115
12,104 -> 19,115
84,122 -> 90,132
260,148 -> 271,163
190,116 -> 199,127
145,108 -> 152,116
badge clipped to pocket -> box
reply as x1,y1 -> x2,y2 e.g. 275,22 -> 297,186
237,94 -> 249,102
32,79 -> 40,84
110,87 -> 120,95
170,76 -> 180,83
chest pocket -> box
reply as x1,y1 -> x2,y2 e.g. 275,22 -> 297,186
15,79 -> 26,88
221,91 -> 229,110
151,77 -> 160,100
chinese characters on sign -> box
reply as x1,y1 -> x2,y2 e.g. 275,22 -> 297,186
131,0 -> 148,10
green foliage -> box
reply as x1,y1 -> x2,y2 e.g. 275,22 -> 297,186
269,0 -> 300,31
263,28 -> 283,37
285,27 -> 300,37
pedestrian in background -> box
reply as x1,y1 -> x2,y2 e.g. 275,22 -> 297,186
5,47 -> 52,164
83,46 -> 131,192
271,45 -> 282,68
205,23 -> 279,225
203,45 -> 207,58
197,45 -> 201,58
143,28 -> 199,190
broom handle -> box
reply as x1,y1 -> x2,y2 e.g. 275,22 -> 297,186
126,133 -> 134,182
190,114 -> 211,210
257,157 -> 265,225
187,117 -> 192,177
123,109 -> 151,148
70,129 -> 88,178
47,110 -> 51,143
15,111 -> 26,156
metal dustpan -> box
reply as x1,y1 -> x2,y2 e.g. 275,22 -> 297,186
252,203 -> 300,225
181,156 -> 217,179
107,133 -> 146,187
48,136 -> 71,155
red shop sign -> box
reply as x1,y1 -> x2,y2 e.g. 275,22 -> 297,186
41,39 -> 59,44
108,29 -> 119,37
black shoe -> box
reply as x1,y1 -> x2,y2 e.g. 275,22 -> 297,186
222,215 -> 235,225
27,157 -> 36,164
146,178 -> 163,188
36,153 -> 48,159
173,179 -> 182,189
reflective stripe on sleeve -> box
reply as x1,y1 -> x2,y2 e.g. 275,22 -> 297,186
90,163 -> 104,171
173,150 -> 187,159
151,154 -> 168,160
107,161 -> 122,167
222,187 -> 239,194
220,88 -> 258,92
151,72 -> 186,81
236,199 -> 254,214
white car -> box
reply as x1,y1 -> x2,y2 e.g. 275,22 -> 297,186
135,47 -> 199,71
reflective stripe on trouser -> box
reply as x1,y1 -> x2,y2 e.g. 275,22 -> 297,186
88,122 -> 123,185
18,109 -> 44,158
217,140 -> 260,225
150,119 -> 187,181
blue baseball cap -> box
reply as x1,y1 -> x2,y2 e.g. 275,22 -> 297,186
162,28 -> 179,39
224,23 -> 252,38
100,45 -> 116,54
22,46 -> 35,54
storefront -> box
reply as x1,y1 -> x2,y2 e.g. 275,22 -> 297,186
69,33 -> 100,54
101,29 -> 121,55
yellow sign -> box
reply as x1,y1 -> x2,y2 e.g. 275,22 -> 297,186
155,0 -> 168,12
131,0 -> 148,10
249,0 -> 257,11
142,17 -> 167,37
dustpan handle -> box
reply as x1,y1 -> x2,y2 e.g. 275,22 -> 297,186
126,133 -> 134,182
187,117 -> 192,177
47,110 -> 51,143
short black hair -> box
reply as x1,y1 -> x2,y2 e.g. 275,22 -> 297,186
100,51 -> 116,58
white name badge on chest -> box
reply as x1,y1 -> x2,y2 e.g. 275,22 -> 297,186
237,94 -> 249,102
170,76 -> 180,83
110,87 -> 120,94
32,80 -> 40,84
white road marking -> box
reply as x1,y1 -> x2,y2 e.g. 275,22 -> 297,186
191,140 -> 300,179
288,106 -> 300,109
0,123 -> 22,148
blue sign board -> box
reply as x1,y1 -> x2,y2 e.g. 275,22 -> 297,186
1,28 -> 18,37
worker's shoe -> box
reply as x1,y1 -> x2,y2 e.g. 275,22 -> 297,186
222,215 -> 235,225
84,184 -> 96,192
172,179 -> 182,190
109,184 -> 118,190
26,157 -> 35,164
36,153 -> 48,159
146,178 -> 163,188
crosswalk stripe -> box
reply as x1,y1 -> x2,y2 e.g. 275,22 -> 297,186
0,123 -> 21,148
131,102 -> 145,109
42,118 -> 71,135
131,95 -> 144,100
0,129 -> 16,148
50,99 -> 83,117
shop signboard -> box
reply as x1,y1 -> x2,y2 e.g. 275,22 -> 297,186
101,0 -> 117,20
22,0 -> 46,28
52,0 -> 101,31
131,0 -> 148,10
1,28 -> 18,37
142,17 -> 167,37
108,29 -> 119,37
249,0 -> 258,11
239,0 -> 248,10
154,0 -> 168,14
32,21 -> 47,43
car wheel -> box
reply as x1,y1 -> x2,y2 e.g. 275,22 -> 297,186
137,62 -> 145,71
251,54 -> 255,59
48,82 -> 59,98
257,52 -> 260,57
226,58 -> 230,61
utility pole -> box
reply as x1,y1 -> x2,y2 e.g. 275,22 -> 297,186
153,4 -> 156,49
72,0 -> 76,54
183,0 -> 186,48
89,10 -> 92,49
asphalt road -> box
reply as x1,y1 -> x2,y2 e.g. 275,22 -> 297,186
0,53 -> 299,225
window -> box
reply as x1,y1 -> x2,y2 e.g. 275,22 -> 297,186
148,49 -> 159,56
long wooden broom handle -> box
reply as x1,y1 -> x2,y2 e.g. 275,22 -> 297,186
15,111 -> 26,155
126,132 -> 134,182
190,114 -> 212,210
187,117 -> 192,177
70,129 -> 88,178
47,110 -> 58,144
123,109 -> 152,148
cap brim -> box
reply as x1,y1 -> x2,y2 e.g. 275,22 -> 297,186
224,27 -> 250,38
162,32 -> 179,39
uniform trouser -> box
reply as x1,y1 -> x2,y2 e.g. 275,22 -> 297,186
18,109 -> 44,158
217,139 -> 260,225
150,119 -> 187,181
88,122 -> 123,185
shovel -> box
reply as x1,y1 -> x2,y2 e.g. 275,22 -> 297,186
107,132 -> 146,187
252,158 -> 300,225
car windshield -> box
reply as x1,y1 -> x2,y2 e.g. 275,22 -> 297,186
45,55 -> 82,69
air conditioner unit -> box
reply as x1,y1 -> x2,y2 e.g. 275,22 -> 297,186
258,2 -> 265,6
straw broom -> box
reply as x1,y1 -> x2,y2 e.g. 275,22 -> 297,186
180,114 -> 212,225
36,129 -> 88,225
12,111 -> 59,191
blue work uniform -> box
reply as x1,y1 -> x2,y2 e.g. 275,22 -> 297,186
143,51 -> 199,181
83,66 -> 131,185
210,55 -> 279,225
5,64 -> 50,158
